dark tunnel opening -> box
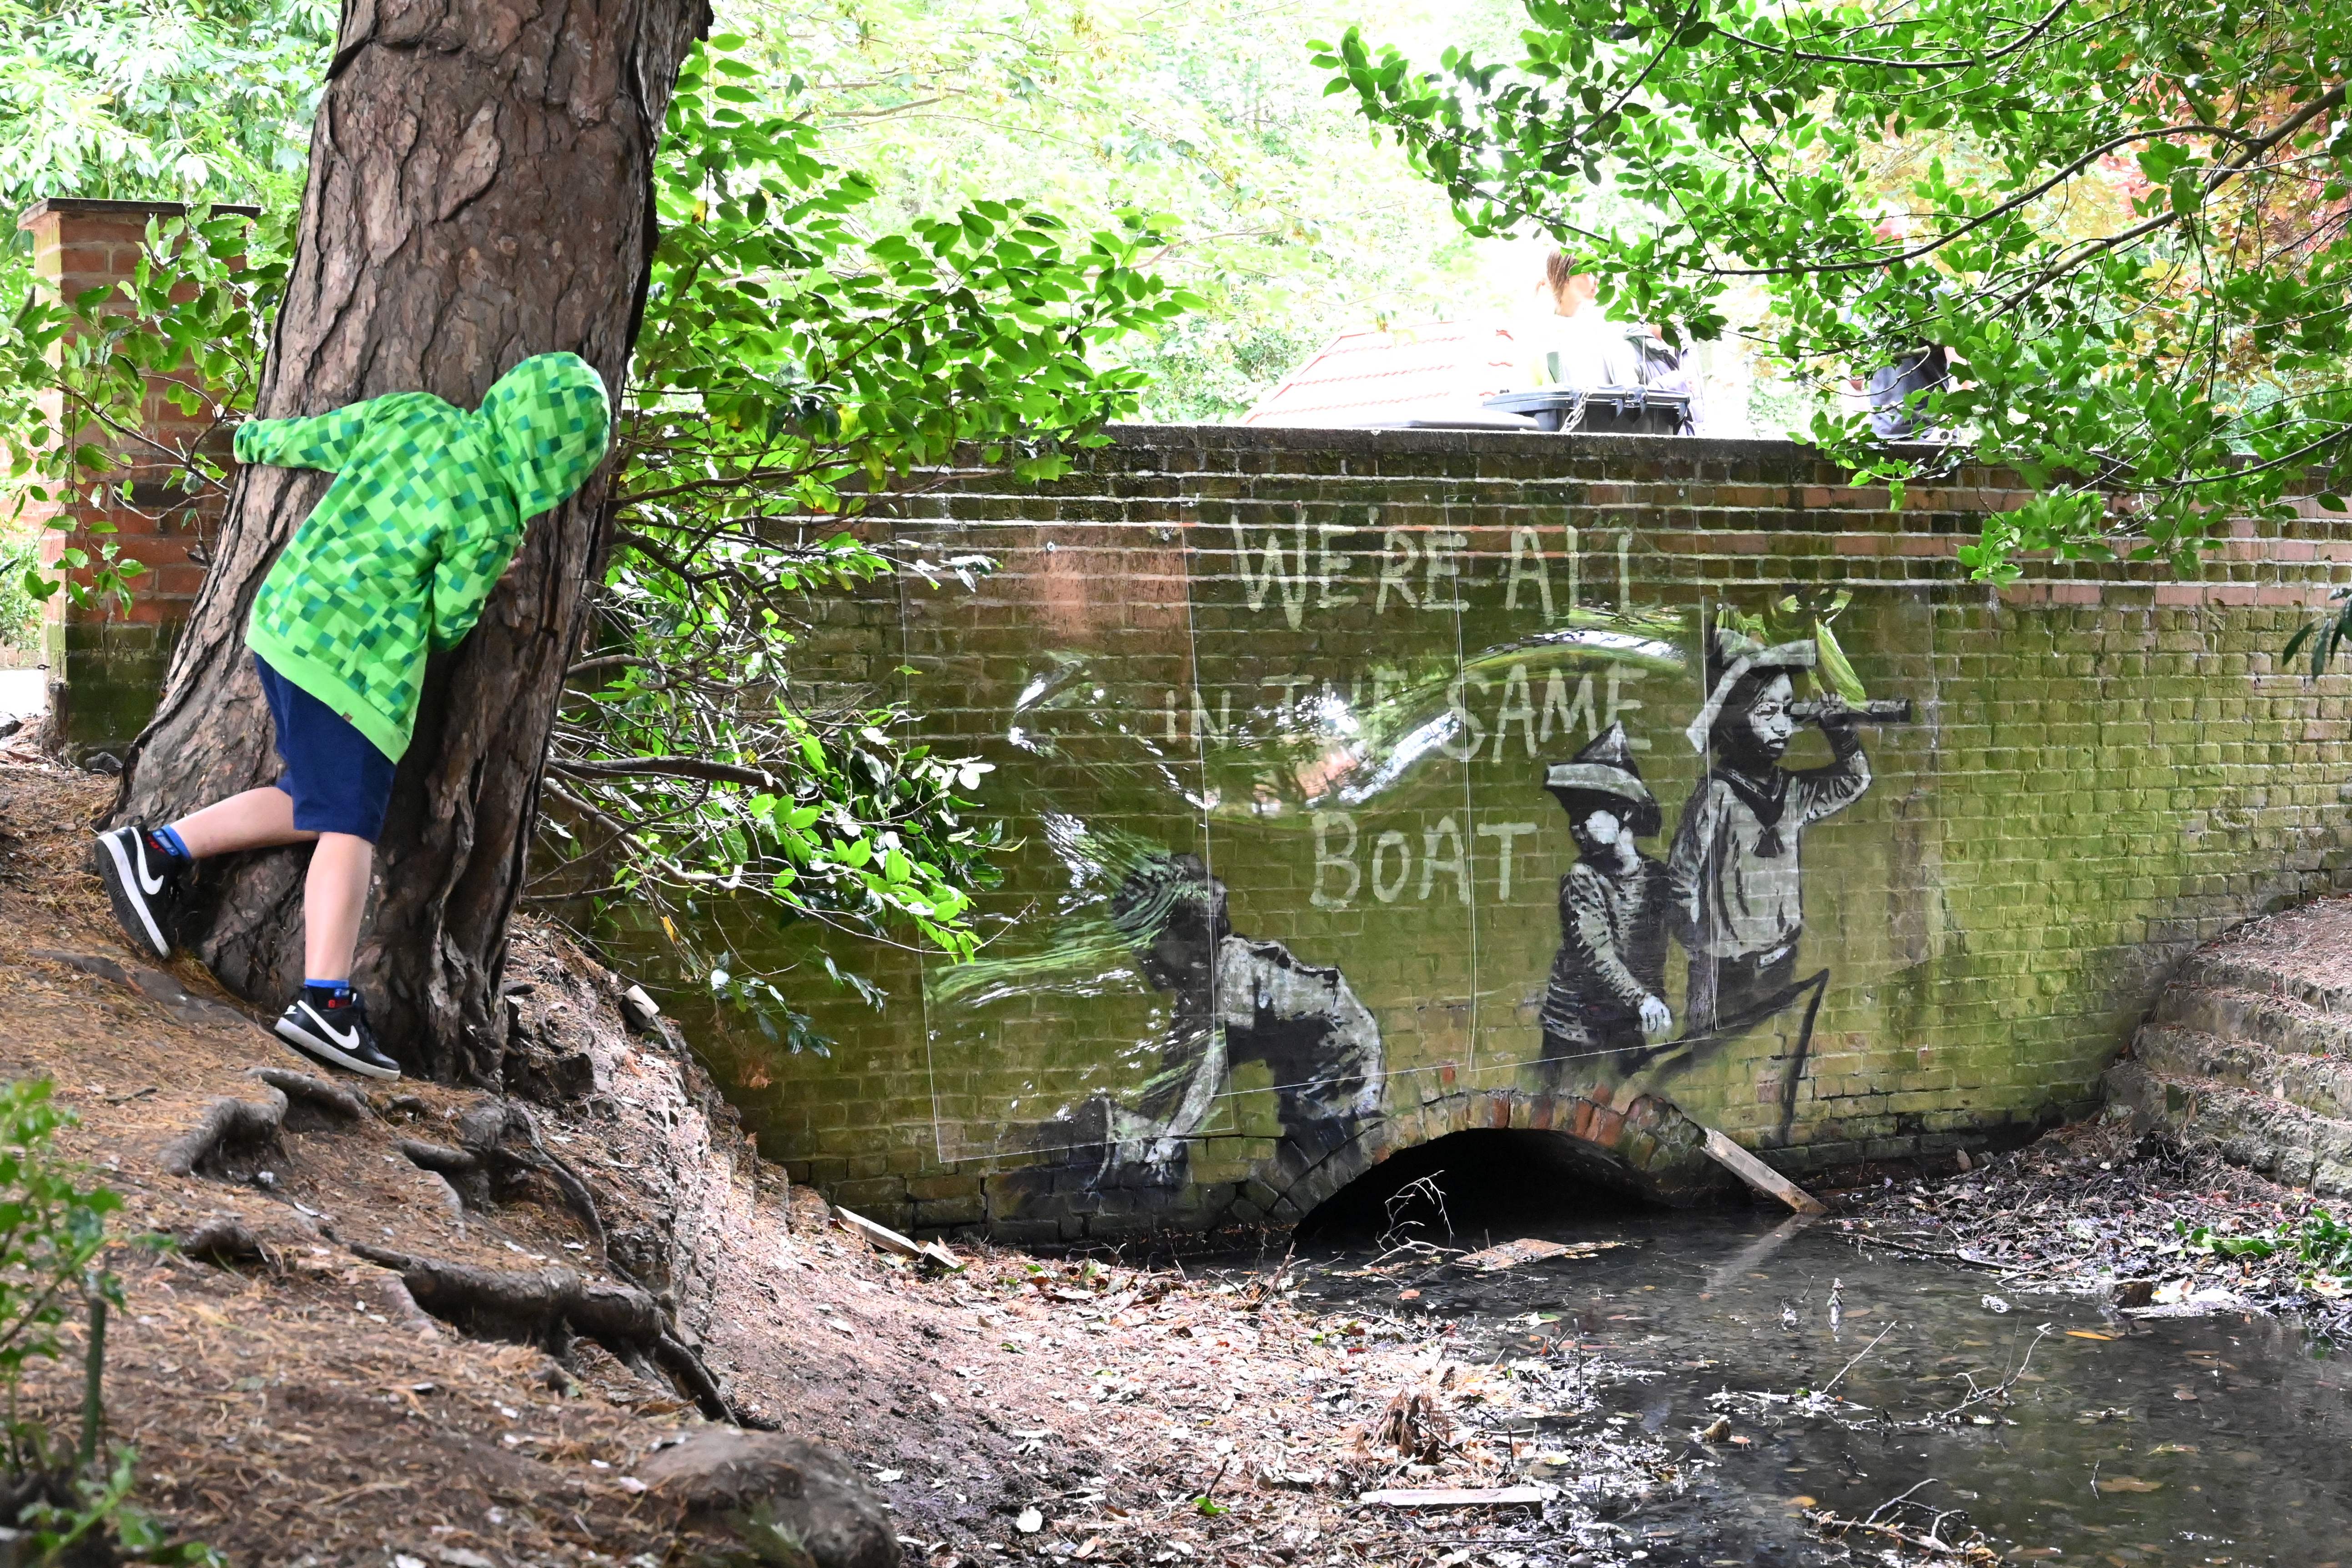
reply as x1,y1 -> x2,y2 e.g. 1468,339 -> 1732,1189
1293,1129 -> 1669,1245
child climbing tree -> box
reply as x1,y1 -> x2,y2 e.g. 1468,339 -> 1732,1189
85,8 -> 1188,1082
104,0 -> 718,1082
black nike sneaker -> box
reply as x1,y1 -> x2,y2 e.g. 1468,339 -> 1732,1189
273,991 -> 402,1080
94,824 -> 187,962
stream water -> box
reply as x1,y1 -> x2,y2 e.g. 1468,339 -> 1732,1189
1297,1207 -> 2352,1566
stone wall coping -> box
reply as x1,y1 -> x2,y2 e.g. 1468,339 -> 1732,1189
1096,420 -> 1938,469
17,198 -> 263,230
1084,422 -> 2337,503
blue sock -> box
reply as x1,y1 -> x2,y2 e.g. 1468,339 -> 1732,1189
147,824 -> 192,864
304,979 -> 355,1010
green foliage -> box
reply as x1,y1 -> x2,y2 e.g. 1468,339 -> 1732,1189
2296,1206 -> 2352,1274
1319,0 -> 2352,583
718,0 -> 1532,421
0,202 -> 286,613
0,1081 -> 117,1389
0,1079 -> 216,1565
0,0 -> 330,303
527,36 -> 1192,1032
0,533 -> 41,653
2181,1206 -> 2352,1279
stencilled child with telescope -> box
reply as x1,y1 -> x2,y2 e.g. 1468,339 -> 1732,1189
1541,595 -> 1912,1134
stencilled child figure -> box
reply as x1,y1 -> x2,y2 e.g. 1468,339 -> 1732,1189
1538,722 -> 1674,1072
1088,853 -> 1384,1187
1669,625 -> 1872,1031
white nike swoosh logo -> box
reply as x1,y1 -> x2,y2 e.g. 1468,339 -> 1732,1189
304,1005 -> 360,1050
134,837 -> 165,896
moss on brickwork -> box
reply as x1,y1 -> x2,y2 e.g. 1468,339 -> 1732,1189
44,618 -> 178,761
689,429 -> 2352,1240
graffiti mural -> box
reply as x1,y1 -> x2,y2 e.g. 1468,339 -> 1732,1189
877,515 -> 1930,1226
1543,621 -> 1907,1137
1538,721 -> 1673,1073
1082,853 -> 1385,1188
1672,624 -> 1870,1032
689,437 -> 2352,1243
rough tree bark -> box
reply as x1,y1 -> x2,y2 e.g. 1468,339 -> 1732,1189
111,0 -> 711,1082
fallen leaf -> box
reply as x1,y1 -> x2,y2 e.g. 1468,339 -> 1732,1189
2065,1330 -> 2114,1341
2096,1476 -> 2162,1493
1789,1495 -> 1818,1508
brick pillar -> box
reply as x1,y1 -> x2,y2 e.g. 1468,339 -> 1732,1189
14,198 -> 259,763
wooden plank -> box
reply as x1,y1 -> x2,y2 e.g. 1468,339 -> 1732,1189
1701,1127 -> 1829,1215
1355,1487 -> 1550,1508
834,1205 -> 966,1271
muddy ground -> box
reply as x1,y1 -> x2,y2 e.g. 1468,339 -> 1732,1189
2,744 -> 2339,1568
0,753 -> 1709,1568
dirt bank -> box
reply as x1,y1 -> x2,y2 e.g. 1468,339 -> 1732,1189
0,753 -> 1702,1567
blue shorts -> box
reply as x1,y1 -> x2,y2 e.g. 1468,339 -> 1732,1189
255,653 -> 397,843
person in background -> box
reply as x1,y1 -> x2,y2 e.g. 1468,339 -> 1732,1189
1865,344 -> 1950,437
1527,252 -> 1642,392
1850,209 -> 1951,437
1633,324 -> 1707,435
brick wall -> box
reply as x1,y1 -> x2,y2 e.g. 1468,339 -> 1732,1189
629,427 -> 2352,1242
13,199 -> 255,759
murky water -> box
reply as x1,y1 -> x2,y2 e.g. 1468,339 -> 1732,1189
1298,1208 -> 2352,1566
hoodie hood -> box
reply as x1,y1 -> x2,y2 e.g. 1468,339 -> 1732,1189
472,352 -> 612,520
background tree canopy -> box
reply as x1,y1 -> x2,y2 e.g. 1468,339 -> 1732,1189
0,0 -> 328,266
1321,0 -> 2352,583
718,0 -> 1533,420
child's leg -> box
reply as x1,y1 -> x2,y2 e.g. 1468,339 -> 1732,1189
169,787 -> 320,858
302,833 -> 373,981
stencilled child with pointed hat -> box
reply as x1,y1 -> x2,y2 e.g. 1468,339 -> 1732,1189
1668,623 -> 1872,1032
1539,721 -> 1674,1071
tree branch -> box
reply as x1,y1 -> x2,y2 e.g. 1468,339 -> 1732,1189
548,755 -> 782,789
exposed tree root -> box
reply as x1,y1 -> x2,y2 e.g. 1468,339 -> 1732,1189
459,1102 -> 608,1258
395,1138 -> 478,1176
180,1213 -> 270,1269
348,1244 -> 767,1426
160,1088 -> 286,1179
394,1101 -> 611,1262
251,1066 -> 371,1127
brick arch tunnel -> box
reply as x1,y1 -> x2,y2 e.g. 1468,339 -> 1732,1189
725,421 -> 2352,1247
1247,1085 -> 1729,1240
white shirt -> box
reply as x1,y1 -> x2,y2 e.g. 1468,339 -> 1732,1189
1525,307 -> 1643,391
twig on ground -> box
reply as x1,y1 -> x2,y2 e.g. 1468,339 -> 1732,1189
1818,1320 -> 1897,1395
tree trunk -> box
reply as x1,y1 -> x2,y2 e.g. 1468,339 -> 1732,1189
111,0 -> 710,1083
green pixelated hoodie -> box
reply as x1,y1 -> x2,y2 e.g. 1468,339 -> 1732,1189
234,352 -> 611,761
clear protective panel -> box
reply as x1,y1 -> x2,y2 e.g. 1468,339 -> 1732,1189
900,515 -> 1210,1207
1181,495 -> 1478,1200
1451,513 -> 1693,1115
